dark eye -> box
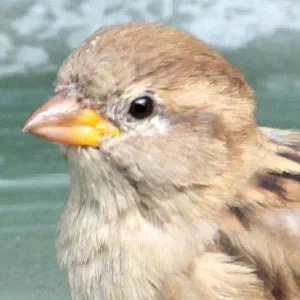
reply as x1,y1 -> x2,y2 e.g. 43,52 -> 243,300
129,96 -> 154,119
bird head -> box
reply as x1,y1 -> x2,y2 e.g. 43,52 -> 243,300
22,23 -> 259,210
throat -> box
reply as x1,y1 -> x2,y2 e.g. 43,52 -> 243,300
57,147 -> 219,283
66,146 -> 139,221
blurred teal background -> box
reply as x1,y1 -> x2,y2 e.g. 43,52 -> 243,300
1,1 -> 300,299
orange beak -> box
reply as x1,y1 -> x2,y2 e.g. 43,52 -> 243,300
22,89 -> 119,146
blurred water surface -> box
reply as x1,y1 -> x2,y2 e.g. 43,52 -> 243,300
1,1 -> 300,299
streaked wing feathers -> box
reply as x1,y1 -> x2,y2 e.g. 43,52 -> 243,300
218,127 -> 300,299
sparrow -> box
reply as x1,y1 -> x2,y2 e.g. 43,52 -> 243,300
22,22 -> 300,300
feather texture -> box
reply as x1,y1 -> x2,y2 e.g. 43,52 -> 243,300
218,127 -> 300,300
23,22 -> 300,300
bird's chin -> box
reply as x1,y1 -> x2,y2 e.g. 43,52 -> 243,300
57,143 -> 101,161
57,132 -> 120,165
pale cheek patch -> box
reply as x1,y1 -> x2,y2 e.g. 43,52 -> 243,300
134,116 -> 170,137
151,116 -> 169,134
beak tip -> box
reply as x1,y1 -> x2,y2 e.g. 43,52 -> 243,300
21,121 -> 31,133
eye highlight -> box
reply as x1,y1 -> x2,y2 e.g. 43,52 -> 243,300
129,96 -> 154,119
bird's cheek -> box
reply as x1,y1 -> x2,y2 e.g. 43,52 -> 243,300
22,89 -> 119,146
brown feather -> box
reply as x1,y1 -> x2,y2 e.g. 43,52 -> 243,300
217,127 -> 300,299
27,23 -> 300,300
